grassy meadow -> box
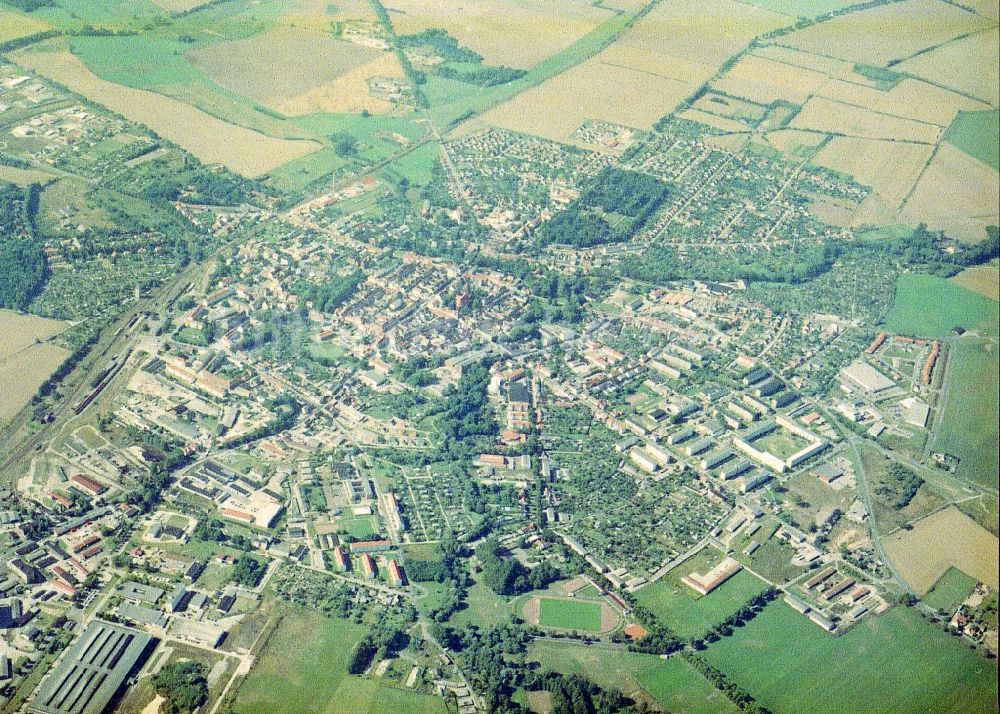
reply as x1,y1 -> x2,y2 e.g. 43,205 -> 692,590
882,273 -> 998,338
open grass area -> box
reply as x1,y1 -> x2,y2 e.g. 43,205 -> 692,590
450,579 -> 512,628
527,640 -> 736,713
923,567 -> 978,613
634,548 -> 770,638
944,109 -> 999,171
932,337 -> 999,489
537,598 -> 603,631
704,602 -> 997,713
882,273 -> 998,338
230,605 -> 442,713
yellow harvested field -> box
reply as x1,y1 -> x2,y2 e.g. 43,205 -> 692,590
480,44 -> 695,141
751,44 -> 852,78
275,52 -> 405,116
0,7 -> 49,43
816,78 -> 990,128
677,108 -> 749,133
964,0 -> 999,20
150,0 -> 207,11
812,137 -> 933,206
950,265 -> 999,300
764,128 -> 826,154
900,143 -> 1000,242
885,506 -> 999,596
0,311 -> 70,424
618,0 -> 790,67
775,0 -> 993,66
189,27 -> 384,106
384,0 -> 613,69
712,54 -> 828,105
898,28 -> 999,106
789,96 -> 942,143
12,48 -> 319,177
690,93 -> 765,122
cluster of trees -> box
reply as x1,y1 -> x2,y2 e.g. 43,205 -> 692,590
476,537 -> 561,596
539,168 -> 669,248
230,553 -> 266,587
5,0 -> 55,10
691,588 -> 780,648
439,361 -> 498,456
125,428 -> 191,513
875,462 -> 924,510
227,394 -> 300,448
391,355 -> 439,387
143,167 -> 250,206
0,182 -> 47,311
152,661 -> 208,714
192,517 -> 225,542
537,672 -> 634,714
434,64 -> 526,87
292,271 -> 364,313
347,620 -> 410,674
398,29 -> 482,62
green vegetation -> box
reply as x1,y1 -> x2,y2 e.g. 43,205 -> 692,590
537,598 -> 603,632
634,555 -> 769,639
932,338 -> 1000,488
944,109 -> 999,171
703,602 -> 997,714
153,661 -> 208,714
883,273 -> 998,338
539,168 -> 669,248
0,182 -> 47,311
873,461 -> 924,510
923,567 -> 977,614
229,553 -> 266,587
476,537 -> 561,596
292,271 -> 364,313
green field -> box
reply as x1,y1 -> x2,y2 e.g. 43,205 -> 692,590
537,597 -> 603,632
704,602 -> 997,714
344,515 -> 377,539
882,273 -> 998,338
528,640 -> 736,714
933,338 -> 999,488
450,580 -> 513,628
634,550 -> 770,639
923,567 -> 978,613
230,606 -> 445,714
944,109 -> 1000,171
740,0 -> 859,16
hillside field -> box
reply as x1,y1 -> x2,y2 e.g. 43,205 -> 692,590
882,273 -> 998,338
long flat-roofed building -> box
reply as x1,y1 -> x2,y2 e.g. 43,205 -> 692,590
29,620 -> 155,714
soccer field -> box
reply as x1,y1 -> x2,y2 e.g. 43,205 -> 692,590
537,597 -> 603,631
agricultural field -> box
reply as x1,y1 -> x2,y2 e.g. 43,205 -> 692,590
704,602 -> 997,714
229,605 -> 446,714
944,109 -> 1000,171
0,310 -> 70,424
634,548 -> 770,639
0,7 -> 49,43
771,0 -> 993,67
884,506 -> 998,595
923,567 -> 978,614
950,263 -> 999,301
898,27 -> 999,106
882,273 -> 999,338
384,0 -> 615,70
12,45 -> 320,177
526,640 -> 737,714
931,337 -> 1000,488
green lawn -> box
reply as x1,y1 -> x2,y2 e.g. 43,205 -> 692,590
634,550 -> 770,639
450,580 -> 512,628
344,515 -> 377,539
230,606 -> 445,714
932,337 -> 999,488
528,640 -> 736,714
704,602 -> 997,714
537,598 -> 603,632
944,109 -> 999,171
923,567 -> 978,613
882,273 -> 998,338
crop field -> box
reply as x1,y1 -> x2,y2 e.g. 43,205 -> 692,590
0,7 -> 49,43
0,311 -> 70,424
527,640 -> 737,713
189,27 -> 384,107
932,337 -> 999,488
740,0 -> 856,15
772,0 -> 993,67
898,27 -> 999,106
385,0 -> 614,69
230,606 -> 445,713
883,273 -> 998,338
789,96 -> 941,144
950,263 -> 999,301
899,143 -> 1000,242
711,52 -> 828,105
704,602 -> 997,714
0,165 -> 57,187
13,46 -> 319,177
150,0 -> 207,10
634,549 -> 770,639
814,77 -> 990,128
944,109 -> 1000,170
533,597 -> 604,632
923,567 -> 978,613
275,52 -> 406,115
884,506 -> 998,595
